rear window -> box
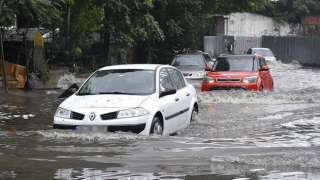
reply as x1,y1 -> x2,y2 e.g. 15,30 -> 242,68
212,57 -> 258,72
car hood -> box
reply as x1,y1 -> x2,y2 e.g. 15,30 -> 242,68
207,71 -> 258,78
174,66 -> 204,72
60,94 -> 150,108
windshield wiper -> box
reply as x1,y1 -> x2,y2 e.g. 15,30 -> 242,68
99,91 -> 134,95
77,93 -> 97,96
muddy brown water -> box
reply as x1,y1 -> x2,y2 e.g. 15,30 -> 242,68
1,62 -> 320,179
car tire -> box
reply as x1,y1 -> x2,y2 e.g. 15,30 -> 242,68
260,86 -> 264,92
190,106 -> 198,122
271,83 -> 274,91
150,116 -> 163,135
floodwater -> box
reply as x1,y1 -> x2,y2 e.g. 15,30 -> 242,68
1,61 -> 320,179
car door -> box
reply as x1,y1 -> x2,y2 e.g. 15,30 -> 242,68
159,68 -> 180,133
258,57 -> 269,89
167,68 -> 192,127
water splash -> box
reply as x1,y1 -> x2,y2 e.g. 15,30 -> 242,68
38,130 -> 161,141
56,74 -> 86,89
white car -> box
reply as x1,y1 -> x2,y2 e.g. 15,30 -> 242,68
247,48 -> 277,62
54,64 -> 198,135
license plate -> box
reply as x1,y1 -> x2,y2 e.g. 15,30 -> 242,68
76,126 -> 108,132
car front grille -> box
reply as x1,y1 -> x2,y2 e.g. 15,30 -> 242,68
216,78 -> 241,82
101,112 -> 118,120
71,112 -> 85,120
209,86 -> 247,91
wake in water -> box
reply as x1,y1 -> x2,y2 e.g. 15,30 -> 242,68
198,91 -> 317,104
38,130 -> 161,141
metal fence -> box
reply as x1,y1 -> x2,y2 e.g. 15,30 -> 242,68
204,36 -> 233,57
262,36 -> 320,65
204,35 -> 320,65
234,36 -> 262,55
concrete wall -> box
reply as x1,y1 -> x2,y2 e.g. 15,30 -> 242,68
221,13 -> 295,37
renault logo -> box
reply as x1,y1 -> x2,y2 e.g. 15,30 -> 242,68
89,112 -> 96,121
226,76 -> 231,79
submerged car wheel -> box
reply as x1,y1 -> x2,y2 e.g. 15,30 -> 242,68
260,86 -> 264,92
191,106 -> 198,122
150,116 -> 163,135
271,83 -> 274,91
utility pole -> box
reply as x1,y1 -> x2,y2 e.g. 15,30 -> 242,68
0,30 -> 8,93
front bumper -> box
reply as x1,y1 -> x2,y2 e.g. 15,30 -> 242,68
53,123 -> 146,134
201,81 -> 260,91
53,114 -> 152,135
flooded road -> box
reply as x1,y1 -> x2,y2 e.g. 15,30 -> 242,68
1,61 -> 320,179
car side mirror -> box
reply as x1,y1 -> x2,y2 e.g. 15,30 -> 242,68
58,83 -> 79,99
205,66 -> 212,71
160,88 -> 177,98
260,65 -> 269,71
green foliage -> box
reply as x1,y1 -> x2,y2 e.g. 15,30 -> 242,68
0,0 -> 65,26
69,0 -> 105,51
104,0 -> 165,47
38,64 -> 51,82
113,48 -> 127,64
254,0 -> 320,25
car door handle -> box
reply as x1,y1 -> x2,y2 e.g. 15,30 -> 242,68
186,93 -> 190,96
175,97 -> 179,101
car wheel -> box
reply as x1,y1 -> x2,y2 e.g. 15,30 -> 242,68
260,86 -> 264,92
150,116 -> 163,135
271,83 -> 274,91
191,106 -> 198,122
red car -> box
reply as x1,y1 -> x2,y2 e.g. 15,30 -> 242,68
201,55 -> 274,92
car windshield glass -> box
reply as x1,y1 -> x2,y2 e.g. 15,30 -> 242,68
252,49 -> 274,56
171,56 -> 204,66
213,57 -> 258,72
78,69 -> 155,95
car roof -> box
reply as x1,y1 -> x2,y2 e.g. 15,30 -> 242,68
175,54 -> 203,57
226,55 -> 256,58
98,64 -> 162,71
251,48 -> 271,50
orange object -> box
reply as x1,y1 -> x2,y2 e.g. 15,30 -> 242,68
0,60 -> 27,89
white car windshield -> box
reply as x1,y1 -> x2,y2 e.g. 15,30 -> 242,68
78,69 -> 155,95
171,56 -> 204,66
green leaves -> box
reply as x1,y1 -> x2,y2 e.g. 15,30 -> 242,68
0,0 -> 65,26
255,0 -> 320,24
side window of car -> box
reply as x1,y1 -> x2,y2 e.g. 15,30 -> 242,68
167,68 -> 186,90
262,58 -> 267,66
258,58 -> 264,67
159,68 -> 174,92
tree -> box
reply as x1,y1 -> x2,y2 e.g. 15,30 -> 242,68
0,0 -> 64,27
254,0 -> 320,25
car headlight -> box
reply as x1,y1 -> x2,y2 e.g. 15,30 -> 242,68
243,76 -> 258,83
55,108 -> 71,119
193,71 -> 205,77
117,108 -> 149,119
204,76 -> 214,83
